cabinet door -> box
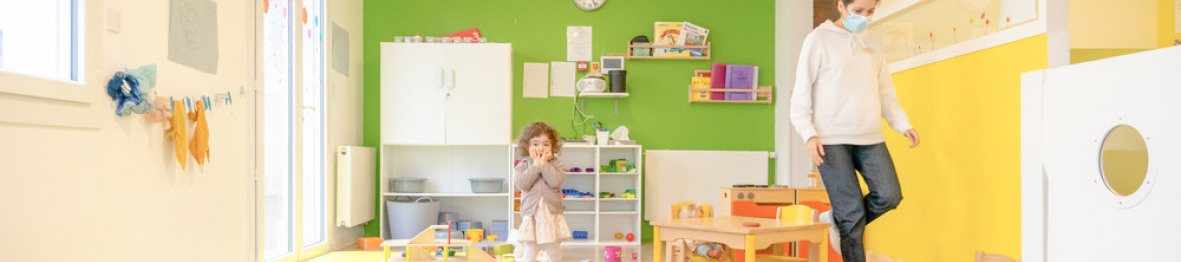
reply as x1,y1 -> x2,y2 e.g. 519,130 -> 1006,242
444,44 -> 513,145
381,43 -> 449,145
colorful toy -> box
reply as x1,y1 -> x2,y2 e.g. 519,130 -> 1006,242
615,232 -> 624,240
605,246 -> 622,262
572,230 -> 589,240
569,167 -> 582,172
621,189 -> 636,198
585,167 -> 595,172
626,233 -> 635,242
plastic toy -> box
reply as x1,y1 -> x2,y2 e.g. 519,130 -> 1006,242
626,233 -> 635,242
572,230 -> 589,240
569,167 -> 582,172
585,167 -> 595,172
742,222 -> 761,227
605,246 -> 622,262
615,232 -> 624,240
621,189 -> 636,198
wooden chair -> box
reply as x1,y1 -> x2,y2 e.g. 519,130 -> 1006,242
866,250 -> 902,262
754,205 -> 818,262
975,251 -> 1019,262
668,202 -> 731,262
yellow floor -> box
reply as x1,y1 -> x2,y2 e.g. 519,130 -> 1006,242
305,251 -> 384,262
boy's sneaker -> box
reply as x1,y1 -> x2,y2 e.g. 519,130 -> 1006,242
819,210 -> 841,255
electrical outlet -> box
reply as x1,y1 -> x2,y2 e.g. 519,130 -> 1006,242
106,9 -> 121,34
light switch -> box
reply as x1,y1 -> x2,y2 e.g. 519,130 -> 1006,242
106,9 -> 121,34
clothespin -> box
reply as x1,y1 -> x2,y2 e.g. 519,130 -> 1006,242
170,96 -> 175,111
204,96 -> 211,110
226,92 -> 233,105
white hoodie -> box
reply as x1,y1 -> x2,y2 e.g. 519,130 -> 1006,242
790,20 -> 912,145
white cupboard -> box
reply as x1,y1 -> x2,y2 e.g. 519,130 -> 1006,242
380,43 -> 512,145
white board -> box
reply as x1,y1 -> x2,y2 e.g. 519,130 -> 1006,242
644,150 -> 770,221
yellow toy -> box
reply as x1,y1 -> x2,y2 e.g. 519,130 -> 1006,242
166,99 -> 189,169
188,100 -> 210,167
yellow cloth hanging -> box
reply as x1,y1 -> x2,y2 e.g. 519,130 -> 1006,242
167,99 -> 189,169
189,100 -> 210,167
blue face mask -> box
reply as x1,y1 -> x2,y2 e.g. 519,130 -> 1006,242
843,8 -> 871,34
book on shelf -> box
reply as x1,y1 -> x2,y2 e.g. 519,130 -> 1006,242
678,22 -> 710,57
691,76 -> 711,101
724,64 -> 757,101
653,22 -> 689,57
709,63 -> 727,100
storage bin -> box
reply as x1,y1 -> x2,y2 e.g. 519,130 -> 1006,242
469,178 -> 505,193
435,228 -> 463,240
490,219 -> 509,231
386,197 -> 439,239
457,220 -> 483,232
438,212 -> 460,224
390,178 -> 427,193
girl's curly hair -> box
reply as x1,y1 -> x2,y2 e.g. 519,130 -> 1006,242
516,122 -> 562,157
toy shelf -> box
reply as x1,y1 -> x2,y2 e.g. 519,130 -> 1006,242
625,42 -> 711,60
688,86 -> 774,104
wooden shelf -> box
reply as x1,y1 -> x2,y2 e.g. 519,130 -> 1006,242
625,42 -> 710,60
578,92 -> 629,98
688,86 -> 773,104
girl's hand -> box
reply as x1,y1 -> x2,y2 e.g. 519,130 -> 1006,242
806,136 -> 825,165
904,128 -> 920,148
530,148 -> 544,166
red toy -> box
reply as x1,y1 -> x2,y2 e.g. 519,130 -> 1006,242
742,222 -> 760,227
626,233 -> 635,242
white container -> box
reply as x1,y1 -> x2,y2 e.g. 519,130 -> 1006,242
386,197 -> 439,239
469,178 -> 505,193
390,178 -> 426,193
597,131 -> 610,146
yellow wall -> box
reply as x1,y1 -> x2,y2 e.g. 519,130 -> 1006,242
1161,0 -> 1181,47
868,35 -> 1048,261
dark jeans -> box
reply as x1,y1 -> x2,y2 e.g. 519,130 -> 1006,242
818,143 -> 903,262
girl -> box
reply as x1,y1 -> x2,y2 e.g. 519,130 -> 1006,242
513,122 -> 572,262
790,0 -> 921,261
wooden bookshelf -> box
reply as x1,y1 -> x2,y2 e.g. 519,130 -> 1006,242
687,86 -> 773,104
625,42 -> 710,60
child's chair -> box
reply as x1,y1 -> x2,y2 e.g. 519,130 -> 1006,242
668,202 -> 732,262
866,250 -> 902,262
754,205 -> 819,262
975,251 -> 1020,262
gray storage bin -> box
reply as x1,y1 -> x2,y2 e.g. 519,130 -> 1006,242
390,178 -> 426,193
469,178 -> 505,193
386,197 -> 439,239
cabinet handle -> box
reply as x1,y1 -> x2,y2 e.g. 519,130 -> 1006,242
438,68 -> 446,89
450,68 -> 457,91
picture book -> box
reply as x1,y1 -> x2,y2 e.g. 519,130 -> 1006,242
678,22 -> 710,56
709,63 -> 727,100
724,64 -> 756,101
654,22 -> 688,57
691,76 -> 711,101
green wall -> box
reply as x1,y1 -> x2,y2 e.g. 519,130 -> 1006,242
363,0 -> 778,240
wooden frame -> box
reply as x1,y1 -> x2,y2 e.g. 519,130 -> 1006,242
625,42 -> 711,60
688,86 -> 773,104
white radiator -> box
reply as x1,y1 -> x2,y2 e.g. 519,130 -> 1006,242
336,146 -> 376,227
644,150 -> 772,221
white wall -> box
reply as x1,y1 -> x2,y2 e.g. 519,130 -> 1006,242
0,0 -> 365,260
324,0 -> 365,251
1069,0 -> 1159,49
775,0 -> 815,187
0,0 -> 255,261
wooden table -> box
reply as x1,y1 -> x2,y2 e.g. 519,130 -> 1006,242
650,216 -> 829,262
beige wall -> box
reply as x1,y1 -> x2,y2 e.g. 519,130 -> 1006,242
0,0 -> 365,261
1070,0 -> 1159,49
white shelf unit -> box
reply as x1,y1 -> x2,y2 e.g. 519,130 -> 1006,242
378,145 -> 513,239
511,144 -> 643,250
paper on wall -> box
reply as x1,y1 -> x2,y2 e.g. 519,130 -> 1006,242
1000,0 -> 1037,29
331,23 -> 350,75
550,62 -> 576,97
566,26 -> 592,61
169,0 -> 220,74
523,63 -> 549,98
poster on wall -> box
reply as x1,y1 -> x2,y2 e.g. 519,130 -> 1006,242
567,26 -> 592,62
1001,0 -> 1037,29
169,0 -> 220,74
331,23 -> 349,75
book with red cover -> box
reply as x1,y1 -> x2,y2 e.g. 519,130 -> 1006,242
709,63 -> 728,100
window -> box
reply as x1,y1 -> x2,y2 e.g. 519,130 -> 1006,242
300,0 -> 327,249
0,0 -> 81,82
262,0 -> 294,260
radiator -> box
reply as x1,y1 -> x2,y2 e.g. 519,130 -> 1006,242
336,146 -> 376,227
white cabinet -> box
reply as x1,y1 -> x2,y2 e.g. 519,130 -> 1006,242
378,43 -> 514,239
512,144 -> 643,250
380,43 -> 512,145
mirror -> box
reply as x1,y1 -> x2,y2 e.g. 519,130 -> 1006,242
1100,125 -> 1149,196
